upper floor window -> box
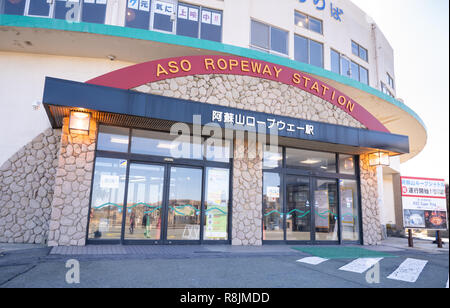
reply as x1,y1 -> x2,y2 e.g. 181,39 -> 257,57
125,1 -> 223,42
294,11 -> 322,34
294,34 -> 323,68
2,0 -> 107,24
381,82 -> 394,98
351,40 -> 368,62
387,73 -> 395,89
331,49 -> 369,85
251,20 -> 288,56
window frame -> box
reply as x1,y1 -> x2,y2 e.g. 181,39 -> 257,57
294,10 -> 323,35
351,40 -> 368,63
294,33 -> 324,68
387,73 -> 395,89
250,19 -> 289,57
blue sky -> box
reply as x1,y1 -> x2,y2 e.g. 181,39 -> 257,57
351,0 -> 449,182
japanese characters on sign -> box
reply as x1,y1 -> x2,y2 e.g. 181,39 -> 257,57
128,0 -> 150,11
298,0 -> 344,22
154,0 -> 174,16
401,177 -> 448,230
211,110 -> 315,136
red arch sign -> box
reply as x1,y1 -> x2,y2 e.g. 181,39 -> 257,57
87,55 -> 389,132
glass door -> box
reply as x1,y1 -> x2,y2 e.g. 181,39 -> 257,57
313,178 -> 339,242
25,0 -> 54,17
165,166 -> 202,243
285,175 -> 311,241
124,163 -> 165,243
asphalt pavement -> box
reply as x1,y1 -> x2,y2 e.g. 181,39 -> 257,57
0,238 -> 448,288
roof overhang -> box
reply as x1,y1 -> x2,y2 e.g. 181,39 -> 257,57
42,77 -> 409,156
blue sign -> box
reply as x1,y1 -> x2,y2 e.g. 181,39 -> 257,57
298,0 -> 344,22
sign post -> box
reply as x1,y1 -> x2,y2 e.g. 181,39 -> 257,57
401,176 -> 448,248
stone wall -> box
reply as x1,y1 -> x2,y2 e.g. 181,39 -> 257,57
0,128 -> 61,244
360,154 -> 382,245
231,137 -> 263,246
134,74 -> 365,129
47,118 -> 97,247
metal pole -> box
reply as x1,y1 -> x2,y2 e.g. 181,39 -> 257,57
408,229 -> 413,247
437,231 -> 443,248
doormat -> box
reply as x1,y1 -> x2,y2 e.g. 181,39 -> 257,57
291,246 -> 397,259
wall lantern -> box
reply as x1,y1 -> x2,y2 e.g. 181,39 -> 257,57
369,151 -> 390,167
69,111 -> 91,135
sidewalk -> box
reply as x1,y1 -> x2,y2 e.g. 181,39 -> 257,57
380,236 -> 449,254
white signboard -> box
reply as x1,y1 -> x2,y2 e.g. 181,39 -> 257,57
154,1 -> 175,16
177,5 -> 188,19
401,176 -> 448,230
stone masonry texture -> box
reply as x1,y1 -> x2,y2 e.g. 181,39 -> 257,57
46,118 -> 97,247
0,128 -> 61,244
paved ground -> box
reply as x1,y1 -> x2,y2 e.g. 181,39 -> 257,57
0,237 -> 448,288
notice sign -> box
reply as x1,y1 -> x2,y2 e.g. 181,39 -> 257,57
401,176 -> 448,230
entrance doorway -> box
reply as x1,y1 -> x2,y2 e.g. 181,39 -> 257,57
86,125 -> 231,245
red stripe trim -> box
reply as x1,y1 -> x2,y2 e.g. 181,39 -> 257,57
86,55 -> 389,133
401,194 -> 446,199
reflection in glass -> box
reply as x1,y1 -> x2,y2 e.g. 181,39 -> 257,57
340,179 -> 360,241
125,164 -> 165,240
131,130 -> 202,160
314,179 -> 338,241
263,146 -> 282,170
97,125 -> 130,153
28,0 -> 51,17
339,154 -> 356,175
204,168 -> 229,240
286,175 -> 310,241
286,148 -> 336,173
4,0 -> 26,15
88,158 -> 127,240
204,138 -> 231,163
167,167 -> 202,240
263,173 -> 283,240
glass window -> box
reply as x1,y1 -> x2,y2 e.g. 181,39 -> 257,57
350,61 -> 359,81
125,0 -> 151,30
339,154 -> 356,175
153,0 -> 175,32
263,146 -> 282,170
81,0 -> 106,24
341,57 -> 350,77
294,35 -> 308,64
270,26 -> 288,55
176,2 -> 199,38
286,148 -> 336,173
200,7 -> 222,42
204,138 -> 231,163
359,66 -> 368,85
359,46 -> 368,62
263,172 -> 283,240
97,126 -> 130,153
309,39 -> 323,68
387,73 -> 395,89
314,178 -> 338,241
340,179 -> 360,241
88,158 -> 127,240
3,0 -> 26,15
55,0 -> 80,21
294,11 -> 308,28
28,0 -> 52,17
331,49 -> 340,74
124,163 -> 165,240
309,16 -> 322,34
351,41 -> 359,57
203,168 -> 229,240
251,20 -> 269,50
131,129 -> 203,160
